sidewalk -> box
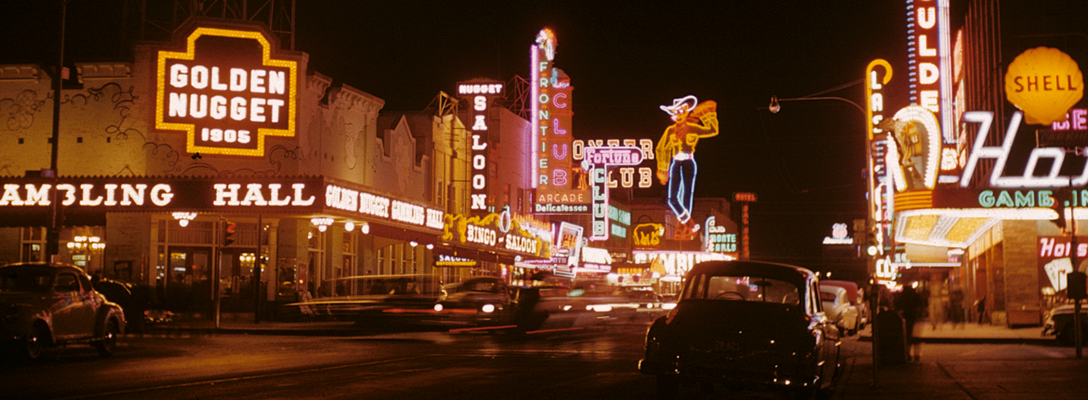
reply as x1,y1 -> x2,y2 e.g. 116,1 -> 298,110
858,321 -> 1054,344
839,321 -> 1057,399
141,312 -> 366,336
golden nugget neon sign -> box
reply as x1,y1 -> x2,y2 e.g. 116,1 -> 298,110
156,27 -> 298,157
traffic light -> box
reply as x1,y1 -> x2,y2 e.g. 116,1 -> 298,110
224,221 -> 237,246
865,230 -> 880,257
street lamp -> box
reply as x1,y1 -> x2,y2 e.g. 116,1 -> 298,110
768,83 -> 884,385
768,94 -> 867,117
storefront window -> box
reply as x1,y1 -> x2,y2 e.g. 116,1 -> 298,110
378,248 -> 386,275
20,227 -> 45,263
308,228 -> 325,297
342,231 -> 356,295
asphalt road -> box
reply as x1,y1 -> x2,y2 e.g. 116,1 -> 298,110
4,321 -> 1088,400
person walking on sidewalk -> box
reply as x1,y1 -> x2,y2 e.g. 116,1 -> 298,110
896,286 -> 926,362
975,295 -> 988,324
948,284 -> 965,328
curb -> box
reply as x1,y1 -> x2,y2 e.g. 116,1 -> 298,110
857,335 -> 1057,345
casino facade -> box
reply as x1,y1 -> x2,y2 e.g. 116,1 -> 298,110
0,18 -> 739,317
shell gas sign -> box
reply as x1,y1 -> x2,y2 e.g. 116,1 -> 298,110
1005,47 -> 1083,125
156,27 -> 298,157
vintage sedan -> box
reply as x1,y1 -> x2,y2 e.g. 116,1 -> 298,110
640,260 -> 841,399
819,284 -> 860,336
1042,304 -> 1088,345
819,280 -> 868,331
1,262 -> 126,360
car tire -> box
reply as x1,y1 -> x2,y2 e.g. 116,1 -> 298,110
655,375 -> 680,400
95,319 -> 119,357
23,322 -> 49,361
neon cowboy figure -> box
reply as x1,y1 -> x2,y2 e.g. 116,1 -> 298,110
655,95 -> 719,230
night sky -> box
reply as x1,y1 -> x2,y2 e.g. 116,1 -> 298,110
1,0 -> 913,270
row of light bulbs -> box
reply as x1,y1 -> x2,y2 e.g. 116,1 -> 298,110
171,213 -> 430,249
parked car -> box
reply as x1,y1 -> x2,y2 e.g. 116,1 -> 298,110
819,284 -> 860,336
91,275 -> 150,332
640,260 -> 841,399
819,280 -> 869,329
1042,304 -> 1088,345
0,262 -> 126,360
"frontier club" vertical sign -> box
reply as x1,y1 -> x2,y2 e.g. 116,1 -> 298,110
531,28 -> 590,214
458,80 -> 504,214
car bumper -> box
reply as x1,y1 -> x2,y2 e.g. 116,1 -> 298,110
641,351 -> 818,389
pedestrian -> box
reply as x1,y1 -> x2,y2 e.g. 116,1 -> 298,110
926,279 -> 944,330
975,295 -> 987,324
895,285 -> 926,362
948,284 -> 965,328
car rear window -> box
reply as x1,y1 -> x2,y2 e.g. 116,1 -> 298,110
820,291 -> 837,302
0,267 -> 54,293
684,274 -> 800,305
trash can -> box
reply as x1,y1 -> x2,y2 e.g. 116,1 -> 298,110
875,310 -> 907,365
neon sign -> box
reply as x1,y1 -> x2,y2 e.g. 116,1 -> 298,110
581,247 -> 612,269
633,223 -> 664,248
609,205 -> 631,239
581,146 -> 644,241
0,183 -> 173,207
905,0 -> 952,143
866,60 -> 895,257
156,27 -> 297,157
442,210 -> 547,258
325,184 -> 444,230
703,216 -> 737,253
822,223 -> 853,245
655,96 -> 718,231
530,28 -> 589,213
632,250 -> 730,276
573,139 -> 654,188
0,177 -> 325,222
435,254 -> 477,267
1052,108 -> 1088,131
885,106 -> 941,191
960,111 -> 1088,188
458,80 -> 504,213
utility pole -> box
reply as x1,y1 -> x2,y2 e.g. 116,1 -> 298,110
46,0 -> 68,261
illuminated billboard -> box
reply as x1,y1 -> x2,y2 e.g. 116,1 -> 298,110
156,27 -> 298,157
457,80 -> 505,214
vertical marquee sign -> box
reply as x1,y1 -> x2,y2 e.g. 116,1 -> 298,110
906,0 -> 954,169
157,27 -> 298,157
531,28 -> 590,214
580,146 -> 644,240
458,80 -> 505,214
867,59 -> 893,256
